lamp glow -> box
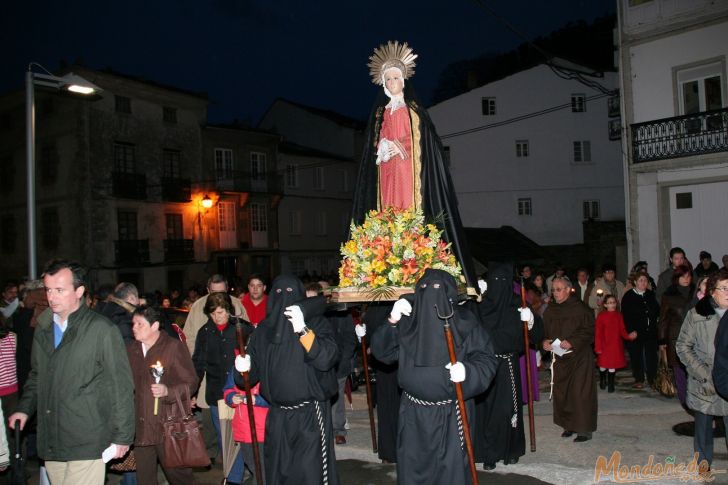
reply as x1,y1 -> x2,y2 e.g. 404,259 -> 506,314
67,85 -> 95,95
201,195 -> 213,209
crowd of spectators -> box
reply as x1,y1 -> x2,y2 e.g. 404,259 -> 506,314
0,248 -> 727,481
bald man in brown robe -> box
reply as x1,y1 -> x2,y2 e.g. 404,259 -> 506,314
542,276 -> 597,442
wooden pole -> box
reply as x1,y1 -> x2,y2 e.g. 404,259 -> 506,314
360,334 -> 378,453
520,278 -> 536,452
436,304 -> 478,485
235,321 -> 264,484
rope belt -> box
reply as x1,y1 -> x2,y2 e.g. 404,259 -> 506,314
495,353 -> 519,428
403,391 -> 464,450
549,358 -> 555,401
276,400 -> 328,485
278,401 -> 311,410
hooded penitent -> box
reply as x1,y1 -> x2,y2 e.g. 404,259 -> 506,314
478,262 -> 523,354
259,274 -> 306,344
400,269 -> 477,367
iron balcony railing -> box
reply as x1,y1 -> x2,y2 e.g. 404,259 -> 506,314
161,177 -> 191,202
112,171 -> 147,199
631,107 -> 728,163
164,238 -> 194,261
114,239 -> 150,266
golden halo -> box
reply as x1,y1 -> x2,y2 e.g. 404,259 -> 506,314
368,40 -> 418,85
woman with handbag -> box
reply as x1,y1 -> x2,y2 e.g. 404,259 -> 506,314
676,269 -> 728,470
127,305 -> 199,484
658,264 -> 694,406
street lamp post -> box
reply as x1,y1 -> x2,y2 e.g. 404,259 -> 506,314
25,63 -> 100,278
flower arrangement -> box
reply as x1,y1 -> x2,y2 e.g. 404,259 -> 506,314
338,207 -> 462,289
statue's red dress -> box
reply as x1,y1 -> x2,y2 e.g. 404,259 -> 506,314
378,105 -> 414,209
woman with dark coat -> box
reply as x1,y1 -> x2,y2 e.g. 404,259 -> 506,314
192,292 -> 243,456
621,273 -> 660,389
658,264 -> 694,406
127,305 -> 199,484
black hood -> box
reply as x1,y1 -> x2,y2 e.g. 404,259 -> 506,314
400,269 -> 471,367
259,275 -> 306,344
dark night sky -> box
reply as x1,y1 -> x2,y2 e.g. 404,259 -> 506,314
2,0 -> 615,124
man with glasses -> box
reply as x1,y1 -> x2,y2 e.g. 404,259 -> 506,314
542,276 -> 597,443
712,272 -> 728,399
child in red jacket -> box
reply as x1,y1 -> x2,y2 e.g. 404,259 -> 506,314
595,295 -> 637,392
223,361 -> 269,484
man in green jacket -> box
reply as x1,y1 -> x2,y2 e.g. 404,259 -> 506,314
8,259 -> 134,485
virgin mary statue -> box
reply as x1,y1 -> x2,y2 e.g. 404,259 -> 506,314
350,41 -> 478,298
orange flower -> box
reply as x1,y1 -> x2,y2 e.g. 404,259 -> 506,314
402,258 -> 419,279
373,245 -> 388,261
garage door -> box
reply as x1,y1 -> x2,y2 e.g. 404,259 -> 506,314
669,180 -> 728,264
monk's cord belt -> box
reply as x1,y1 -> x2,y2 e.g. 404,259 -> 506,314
549,358 -> 555,401
495,353 -> 519,428
277,400 -> 329,485
403,391 -> 465,451
278,401 -> 311,410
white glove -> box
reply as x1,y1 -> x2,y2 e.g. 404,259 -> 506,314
519,307 -> 535,330
284,305 -> 306,333
235,354 -> 251,373
376,139 -> 392,165
446,362 -> 466,383
478,279 -> 487,295
389,298 -> 412,323
355,324 -> 366,341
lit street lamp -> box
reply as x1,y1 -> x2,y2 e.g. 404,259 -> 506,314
26,63 -> 100,278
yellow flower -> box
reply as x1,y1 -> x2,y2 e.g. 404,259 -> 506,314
340,277 -> 353,287
344,240 -> 358,254
371,260 -> 387,274
372,275 -> 388,287
386,254 -> 400,265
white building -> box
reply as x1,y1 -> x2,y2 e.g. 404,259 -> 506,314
428,60 -> 623,248
617,0 -> 728,273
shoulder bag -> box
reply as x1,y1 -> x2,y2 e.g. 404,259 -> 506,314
160,388 -> 211,469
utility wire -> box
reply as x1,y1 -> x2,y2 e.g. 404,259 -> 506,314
470,0 -> 616,96
440,92 -> 610,139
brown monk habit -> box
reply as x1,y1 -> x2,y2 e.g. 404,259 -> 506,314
542,297 -> 597,434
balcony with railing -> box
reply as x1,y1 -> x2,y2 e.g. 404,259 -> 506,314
114,239 -> 150,266
215,171 -> 283,194
112,172 -> 147,199
164,238 -> 194,261
161,177 -> 191,202
631,107 -> 728,163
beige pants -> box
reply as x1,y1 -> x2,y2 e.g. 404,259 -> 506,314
45,459 -> 105,485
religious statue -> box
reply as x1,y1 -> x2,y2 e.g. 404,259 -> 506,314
350,41 -> 479,298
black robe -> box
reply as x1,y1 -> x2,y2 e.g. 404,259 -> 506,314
248,276 -> 340,485
363,302 -> 400,462
351,85 -> 478,298
371,270 -> 497,484
473,262 -> 543,467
